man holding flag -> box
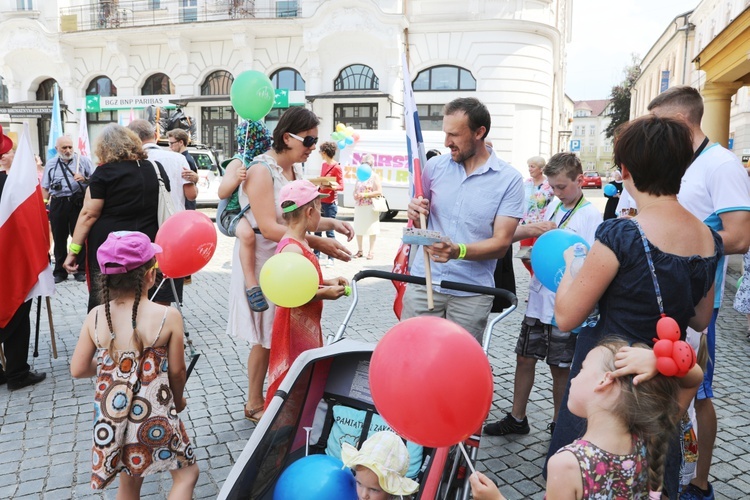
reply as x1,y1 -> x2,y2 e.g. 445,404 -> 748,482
402,97 -> 525,342
0,124 -> 50,390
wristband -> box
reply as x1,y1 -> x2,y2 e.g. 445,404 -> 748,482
457,243 -> 467,260
69,243 -> 82,255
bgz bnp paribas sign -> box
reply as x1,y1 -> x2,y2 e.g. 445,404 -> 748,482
86,94 -> 177,112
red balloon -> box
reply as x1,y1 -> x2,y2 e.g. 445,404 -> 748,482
653,339 -> 673,359
369,317 -> 493,448
672,341 -> 696,377
155,211 -> 217,278
656,357 -> 678,377
656,316 -> 680,341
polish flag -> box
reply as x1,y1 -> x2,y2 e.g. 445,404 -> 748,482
0,124 -> 54,327
77,99 -> 91,158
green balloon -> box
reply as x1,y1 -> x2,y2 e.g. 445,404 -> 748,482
230,70 -> 275,121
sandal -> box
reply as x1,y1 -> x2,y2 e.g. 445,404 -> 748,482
354,251 -> 363,258
246,286 -> 269,312
366,253 -> 374,260
244,405 -> 264,423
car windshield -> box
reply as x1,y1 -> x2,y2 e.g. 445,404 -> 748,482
584,172 -> 598,177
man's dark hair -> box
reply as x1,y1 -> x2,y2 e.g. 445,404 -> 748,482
167,129 -> 190,146
647,86 -> 704,127
272,107 -> 320,153
443,98 -> 491,139
614,115 -> 693,196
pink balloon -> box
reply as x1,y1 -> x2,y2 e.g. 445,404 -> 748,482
155,211 -> 217,278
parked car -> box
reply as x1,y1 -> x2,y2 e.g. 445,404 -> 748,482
158,140 -> 223,206
582,171 -> 602,188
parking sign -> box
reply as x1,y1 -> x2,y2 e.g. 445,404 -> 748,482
570,140 -> 581,152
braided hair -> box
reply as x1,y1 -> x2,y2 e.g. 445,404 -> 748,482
599,339 -> 681,495
97,257 -> 155,363
236,120 -> 272,166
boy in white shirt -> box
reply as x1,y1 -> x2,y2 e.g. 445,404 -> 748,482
484,153 -> 602,436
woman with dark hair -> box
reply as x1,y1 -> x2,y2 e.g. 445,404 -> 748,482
226,107 -> 354,423
63,124 -> 169,311
546,115 -> 723,498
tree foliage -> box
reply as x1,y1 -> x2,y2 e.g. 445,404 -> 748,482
604,57 -> 642,139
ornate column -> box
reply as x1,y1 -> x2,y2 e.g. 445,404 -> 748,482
701,82 -> 742,147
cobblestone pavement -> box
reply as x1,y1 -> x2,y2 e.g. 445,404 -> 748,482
1,205 -> 748,499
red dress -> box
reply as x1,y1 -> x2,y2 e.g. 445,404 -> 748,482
265,238 -> 324,407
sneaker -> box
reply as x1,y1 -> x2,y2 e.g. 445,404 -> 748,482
7,371 -> 46,391
483,413 -> 530,436
680,483 -> 714,500
74,273 -> 86,282
547,421 -> 556,435
54,275 -> 67,284
325,259 -> 334,268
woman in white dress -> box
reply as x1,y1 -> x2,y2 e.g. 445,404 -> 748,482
226,108 -> 354,422
352,154 -> 382,259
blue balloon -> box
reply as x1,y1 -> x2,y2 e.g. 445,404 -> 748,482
356,164 -> 372,182
603,183 -> 617,197
337,139 -> 347,150
274,455 -> 357,500
345,136 -> 354,145
530,229 -> 590,292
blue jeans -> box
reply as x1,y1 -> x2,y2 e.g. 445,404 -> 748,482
314,202 -> 338,257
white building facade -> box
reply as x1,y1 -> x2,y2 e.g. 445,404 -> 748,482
631,1 -> 750,160
0,0 -> 572,172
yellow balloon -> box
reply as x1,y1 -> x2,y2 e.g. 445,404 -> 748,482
335,123 -> 346,133
259,252 -> 319,308
345,126 -> 354,136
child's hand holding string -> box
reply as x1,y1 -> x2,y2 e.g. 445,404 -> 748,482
611,346 -> 658,385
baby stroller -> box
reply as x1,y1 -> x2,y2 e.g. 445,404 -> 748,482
218,270 -> 517,500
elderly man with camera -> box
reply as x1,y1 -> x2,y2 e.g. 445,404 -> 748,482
41,135 -> 94,284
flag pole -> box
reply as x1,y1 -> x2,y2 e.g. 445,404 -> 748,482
420,211 -> 434,310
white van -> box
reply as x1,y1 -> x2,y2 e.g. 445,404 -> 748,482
305,129 -> 446,220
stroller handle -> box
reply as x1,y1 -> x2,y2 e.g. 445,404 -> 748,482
351,269 -> 518,307
329,269 -> 518,347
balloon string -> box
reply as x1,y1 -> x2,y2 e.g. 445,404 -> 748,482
458,442 -> 476,475
243,122 -> 251,165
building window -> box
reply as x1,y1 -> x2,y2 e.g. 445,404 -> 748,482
16,0 -> 33,10
0,76 -> 7,103
264,108 -> 284,134
201,70 -> 234,95
142,73 -> 175,95
86,75 -> 117,123
588,146 -> 595,153
37,79 -> 61,101
333,103 -> 378,129
413,65 -> 476,91
334,65 -> 379,91
149,0 -> 160,8
416,104 -> 444,131
589,125 -> 596,136
181,0 -> 197,22
276,1 -> 298,17
271,68 -> 305,91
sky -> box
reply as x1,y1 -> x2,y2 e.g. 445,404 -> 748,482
565,0 -> 697,101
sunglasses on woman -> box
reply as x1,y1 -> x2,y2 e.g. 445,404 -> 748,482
288,133 -> 318,148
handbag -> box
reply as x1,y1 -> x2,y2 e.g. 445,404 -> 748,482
150,160 -> 176,226
371,196 -> 388,213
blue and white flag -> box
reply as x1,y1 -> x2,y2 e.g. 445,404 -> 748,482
46,83 -> 63,159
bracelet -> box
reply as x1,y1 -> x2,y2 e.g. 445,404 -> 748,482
69,243 -> 82,255
457,243 -> 467,260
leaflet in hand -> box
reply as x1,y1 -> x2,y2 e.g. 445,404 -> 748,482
402,227 -> 443,246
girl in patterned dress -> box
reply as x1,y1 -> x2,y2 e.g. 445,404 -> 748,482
470,339 -> 703,499
71,231 -> 198,497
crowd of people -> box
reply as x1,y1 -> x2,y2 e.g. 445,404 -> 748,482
1,85 -> 748,499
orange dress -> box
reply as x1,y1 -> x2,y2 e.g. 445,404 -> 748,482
265,238 -> 324,407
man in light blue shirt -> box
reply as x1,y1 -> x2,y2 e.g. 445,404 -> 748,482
404,97 -> 524,340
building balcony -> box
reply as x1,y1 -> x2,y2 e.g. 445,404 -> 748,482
59,0 -> 299,32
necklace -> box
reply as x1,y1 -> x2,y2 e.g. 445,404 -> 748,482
634,197 -> 678,213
